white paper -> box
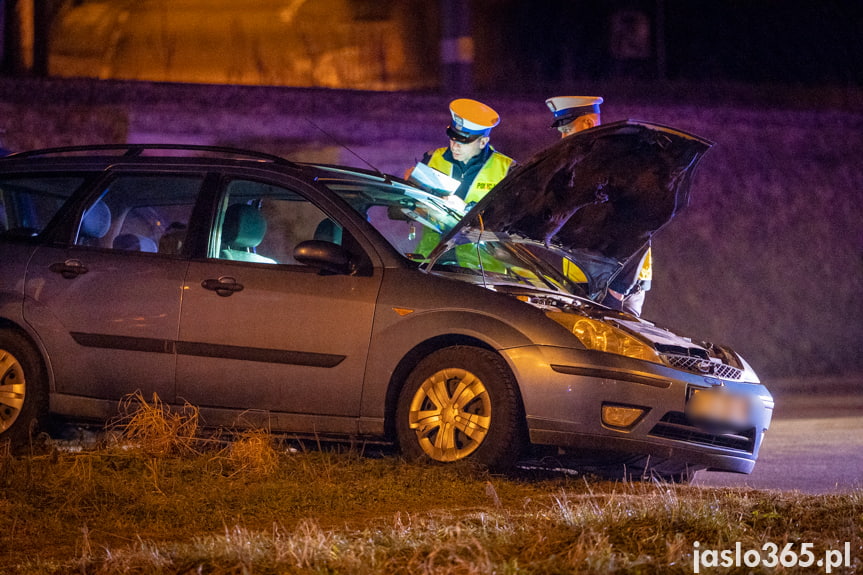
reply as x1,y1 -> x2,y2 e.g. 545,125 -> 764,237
409,162 -> 461,195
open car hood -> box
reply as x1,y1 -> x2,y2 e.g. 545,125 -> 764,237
427,120 -> 713,288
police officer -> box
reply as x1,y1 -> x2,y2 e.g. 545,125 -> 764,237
545,95 -> 603,138
412,98 -> 514,206
406,99 -> 514,264
545,95 -> 652,316
607,244 -> 652,317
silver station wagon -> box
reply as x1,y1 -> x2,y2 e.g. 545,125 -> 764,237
0,121 -> 773,482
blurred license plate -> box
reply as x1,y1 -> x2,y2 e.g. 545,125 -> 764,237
686,387 -> 751,431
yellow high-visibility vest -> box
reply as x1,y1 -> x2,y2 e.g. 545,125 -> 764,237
416,146 -> 514,264
427,146 -> 514,204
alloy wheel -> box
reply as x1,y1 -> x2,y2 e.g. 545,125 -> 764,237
407,367 -> 491,462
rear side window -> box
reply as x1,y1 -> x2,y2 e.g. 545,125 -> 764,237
0,176 -> 86,237
76,175 -> 203,255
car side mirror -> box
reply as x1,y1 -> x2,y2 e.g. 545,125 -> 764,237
293,240 -> 356,275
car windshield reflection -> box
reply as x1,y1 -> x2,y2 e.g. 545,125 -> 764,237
315,169 -> 465,260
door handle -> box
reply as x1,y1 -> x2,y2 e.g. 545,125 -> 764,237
201,276 -> 244,297
49,259 -> 88,279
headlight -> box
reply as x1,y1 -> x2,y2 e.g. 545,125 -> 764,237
546,312 -> 661,363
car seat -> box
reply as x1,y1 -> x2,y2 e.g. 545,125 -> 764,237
220,203 -> 276,263
313,218 -> 343,245
113,233 -> 158,252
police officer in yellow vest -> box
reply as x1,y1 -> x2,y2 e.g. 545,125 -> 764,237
546,96 -> 652,316
408,98 -> 514,262
415,98 -> 514,206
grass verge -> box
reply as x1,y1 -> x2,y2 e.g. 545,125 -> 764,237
0,394 -> 860,573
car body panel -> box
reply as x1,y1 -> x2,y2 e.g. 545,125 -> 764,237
501,344 -> 771,470
358,268 -> 564,427
23,245 -> 187,402
0,242 -> 31,321
176,259 -> 381,425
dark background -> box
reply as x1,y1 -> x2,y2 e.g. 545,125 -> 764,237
487,0 -> 863,89
2,0 -> 862,91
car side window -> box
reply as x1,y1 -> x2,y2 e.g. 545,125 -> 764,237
0,175 -> 87,237
75,175 -> 203,255
214,179 -> 342,265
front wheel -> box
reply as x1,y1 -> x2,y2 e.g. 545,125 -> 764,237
395,346 -> 524,471
0,330 -> 48,450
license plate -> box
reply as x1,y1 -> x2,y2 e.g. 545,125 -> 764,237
686,387 -> 752,432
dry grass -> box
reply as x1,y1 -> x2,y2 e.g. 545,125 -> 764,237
0,395 -> 860,573
215,428 -> 281,478
108,391 -> 202,457
16,485 -> 855,575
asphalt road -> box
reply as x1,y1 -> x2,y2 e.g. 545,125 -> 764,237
694,393 -> 863,493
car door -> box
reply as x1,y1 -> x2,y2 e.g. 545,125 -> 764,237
23,172 -> 203,403
175,177 -> 382,434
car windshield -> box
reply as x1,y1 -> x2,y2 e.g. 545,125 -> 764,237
314,166 -> 466,261
314,166 -> 602,299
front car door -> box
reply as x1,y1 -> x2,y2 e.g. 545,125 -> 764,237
176,176 -> 382,434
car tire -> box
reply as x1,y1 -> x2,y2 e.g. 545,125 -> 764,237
395,346 -> 524,471
0,330 -> 48,450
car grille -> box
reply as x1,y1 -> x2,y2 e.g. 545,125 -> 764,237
649,411 -> 756,453
660,353 -> 743,380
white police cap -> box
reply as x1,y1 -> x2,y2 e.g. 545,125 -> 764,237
545,96 -> 603,128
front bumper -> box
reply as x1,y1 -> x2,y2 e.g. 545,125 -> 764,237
502,345 -> 774,474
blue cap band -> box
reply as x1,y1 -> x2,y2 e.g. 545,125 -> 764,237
551,104 -> 601,128
553,103 -> 601,119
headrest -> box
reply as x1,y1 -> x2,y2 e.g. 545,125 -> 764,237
222,204 -> 267,249
81,200 -> 111,239
314,218 -> 343,244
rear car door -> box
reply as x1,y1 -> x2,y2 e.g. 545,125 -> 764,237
175,176 -> 382,434
24,172 -> 204,404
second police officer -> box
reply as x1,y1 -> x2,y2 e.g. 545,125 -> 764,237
545,96 -> 652,317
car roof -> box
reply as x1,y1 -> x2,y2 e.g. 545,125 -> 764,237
3,144 -> 295,164
0,144 -> 406,188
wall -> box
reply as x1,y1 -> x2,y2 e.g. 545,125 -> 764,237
1,77 -> 861,387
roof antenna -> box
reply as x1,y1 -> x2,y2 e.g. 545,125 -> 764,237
305,118 -> 390,182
